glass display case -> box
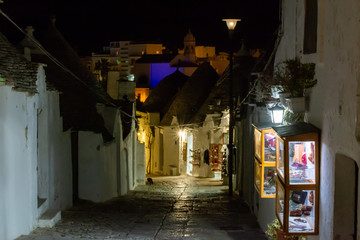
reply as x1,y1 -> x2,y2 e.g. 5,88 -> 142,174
276,177 -> 317,234
273,122 -> 319,186
253,123 -> 279,198
254,158 -> 277,197
273,122 -> 320,235
254,159 -> 261,192
276,178 -> 285,226
276,138 -> 285,180
254,128 -> 261,160
253,124 -> 277,164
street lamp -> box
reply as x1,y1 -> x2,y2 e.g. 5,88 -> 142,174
223,19 -> 241,31
223,18 -> 241,196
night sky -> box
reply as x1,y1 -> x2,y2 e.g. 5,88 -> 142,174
0,0 -> 279,55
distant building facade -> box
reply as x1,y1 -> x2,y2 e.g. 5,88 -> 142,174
134,31 -> 230,103
82,41 -> 164,100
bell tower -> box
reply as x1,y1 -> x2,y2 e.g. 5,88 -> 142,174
183,30 -> 196,62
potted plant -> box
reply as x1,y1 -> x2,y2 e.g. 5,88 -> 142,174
266,219 -> 307,240
273,58 -> 317,112
265,219 -> 281,239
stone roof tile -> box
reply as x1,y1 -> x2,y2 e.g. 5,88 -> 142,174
0,32 -> 39,93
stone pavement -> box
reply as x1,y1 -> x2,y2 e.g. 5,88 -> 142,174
16,175 -> 266,240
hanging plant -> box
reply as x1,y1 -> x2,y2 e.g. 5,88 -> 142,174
274,58 -> 317,97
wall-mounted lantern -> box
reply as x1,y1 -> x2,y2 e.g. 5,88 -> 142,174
268,103 -> 285,124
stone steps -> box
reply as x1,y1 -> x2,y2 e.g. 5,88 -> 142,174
38,209 -> 61,228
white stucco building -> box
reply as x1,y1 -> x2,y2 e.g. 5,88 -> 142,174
250,1 -> 360,239
79,104 -> 145,202
0,33 -> 73,240
277,1 -> 360,239
0,19 -> 146,240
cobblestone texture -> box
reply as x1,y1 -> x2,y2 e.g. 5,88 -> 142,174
16,176 -> 266,240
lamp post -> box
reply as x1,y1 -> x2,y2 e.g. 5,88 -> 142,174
223,18 -> 240,196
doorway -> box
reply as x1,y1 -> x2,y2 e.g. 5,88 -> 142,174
334,154 -> 358,239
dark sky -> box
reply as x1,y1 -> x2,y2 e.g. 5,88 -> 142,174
0,0 -> 279,55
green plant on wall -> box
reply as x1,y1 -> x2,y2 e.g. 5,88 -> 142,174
254,58 -> 317,102
274,57 -> 317,97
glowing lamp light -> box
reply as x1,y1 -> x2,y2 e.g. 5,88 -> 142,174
222,19 -> 241,30
179,130 -> 185,138
268,103 -> 285,124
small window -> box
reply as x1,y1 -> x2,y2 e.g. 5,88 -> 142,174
303,0 -> 318,54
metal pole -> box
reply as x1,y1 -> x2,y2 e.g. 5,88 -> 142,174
228,30 -> 234,196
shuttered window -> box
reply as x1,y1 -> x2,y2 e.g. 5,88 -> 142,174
303,0 -> 318,54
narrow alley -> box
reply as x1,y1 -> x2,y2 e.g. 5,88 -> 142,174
16,176 -> 266,240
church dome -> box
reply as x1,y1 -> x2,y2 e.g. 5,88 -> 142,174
184,30 -> 195,42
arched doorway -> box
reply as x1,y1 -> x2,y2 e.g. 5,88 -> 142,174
334,154 -> 358,239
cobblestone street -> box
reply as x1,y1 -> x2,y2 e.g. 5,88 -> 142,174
17,176 -> 266,240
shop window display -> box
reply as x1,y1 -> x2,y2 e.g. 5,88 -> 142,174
276,181 -> 317,234
289,141 -> 316,185
288,189 -> 315,233
254,159 -> 261,191
253,123 -> 279,198
273,122 -> 320,235
263,166 -> 276,196
254,159 -> 276,197
254,128 -> 261,160
276,179 -> 285,226
276,139 -> 285,180
264,132 -> 276,162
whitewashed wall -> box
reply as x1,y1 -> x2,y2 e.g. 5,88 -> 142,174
136,111 -> 159,176
152,127 -> 162,173
37,94 -> 73,210
163,127 -> 180,175
0,65 -> 73,240
113,106 -> 145,195
193,114 -> 228,178
78,132 -> 117,202
274,1 -> 360,239
37,68 -> 72,211
107,71 -> 119,99
0,85 -> 38,240
193,122 -> 212,178
135,140 -> 146,185
123,131 -> 136,191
